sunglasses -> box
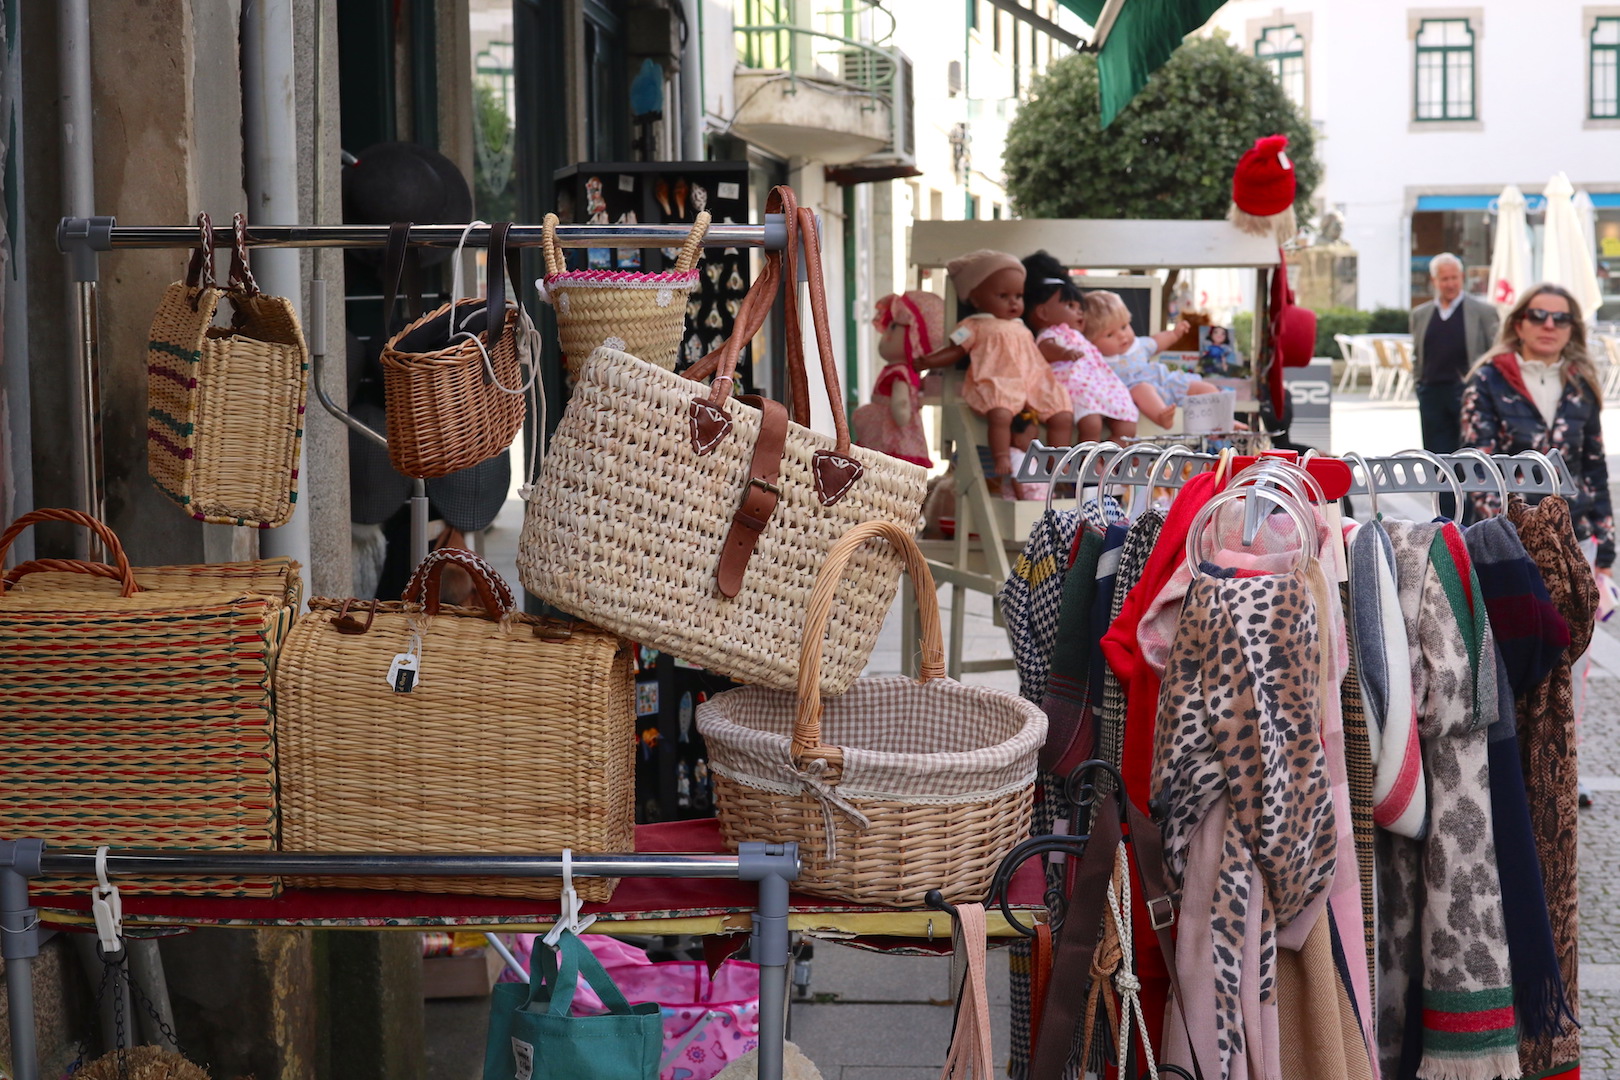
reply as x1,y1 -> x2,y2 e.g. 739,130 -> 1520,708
1523,308 -> 1574,328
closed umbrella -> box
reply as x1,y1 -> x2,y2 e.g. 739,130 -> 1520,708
1541,172 -> 1604,317
1488,184 -> 1533,312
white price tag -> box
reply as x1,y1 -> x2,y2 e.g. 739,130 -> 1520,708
717,181 -> 740,200
386,652 -> 420,693
511,1036 -> 534,1080
617,173 -> 636,192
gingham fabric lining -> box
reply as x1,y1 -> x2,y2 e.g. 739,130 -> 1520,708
697,676 -> 1045,802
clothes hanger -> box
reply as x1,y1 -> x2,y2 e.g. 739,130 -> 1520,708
1514,448 -> 1561,497
1097,445 -> 1140,518
1342,451 -> 1379,520
1228,457 -> 1325,546
1042,442 -> 1097,514
1185,484 -> 1318,577
1395,448 -> 1464,519
1453,446 -> 1509,507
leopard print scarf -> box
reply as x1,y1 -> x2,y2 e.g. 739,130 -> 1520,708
1155,569 -> 1337,1080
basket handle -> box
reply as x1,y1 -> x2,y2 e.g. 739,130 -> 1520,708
226,211 -> 262,297
672,212 -> 711,274
791,521 -> 944,760
401,547 -> 516,620
379,222 -> 425,335
184,212 -> 217,296
0,509 -> 140,598
540,213 -> 566,278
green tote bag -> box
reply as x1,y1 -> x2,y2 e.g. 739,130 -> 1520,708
483,931 -> 663,1080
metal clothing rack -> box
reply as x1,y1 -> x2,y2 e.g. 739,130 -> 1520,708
0,840 -> 800,1080
57,214 -> 794,568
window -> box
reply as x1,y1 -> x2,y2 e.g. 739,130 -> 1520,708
1254,25 -> 1306,111
965,193 -> 980,220
1414,18 -> 1476,121
1594,17 -> 1620,119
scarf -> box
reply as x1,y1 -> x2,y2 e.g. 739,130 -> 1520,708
1347,520 -> 1424,838
1378,521 -> 1519,1080
1096,508 -> 1163,805
1339,582 -> 1380,999
1039,529 -> 1104,775
1508,495 -> 1599,1078
1464,515 -> 1574,1042
1155,568 -> 1337,1080
1002,508 -> 1081,703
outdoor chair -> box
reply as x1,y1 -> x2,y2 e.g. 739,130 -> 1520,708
1336,332 -> 1376,392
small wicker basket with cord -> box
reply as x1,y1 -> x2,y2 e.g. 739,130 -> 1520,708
697,520 -> 1046,906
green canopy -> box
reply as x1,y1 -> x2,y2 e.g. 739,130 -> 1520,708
1059,0 -> 1228,126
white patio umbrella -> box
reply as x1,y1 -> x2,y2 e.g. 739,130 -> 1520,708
1574,188 -> 1598,254
1541,172 -> 1604,317
1487,184 -> 1533,312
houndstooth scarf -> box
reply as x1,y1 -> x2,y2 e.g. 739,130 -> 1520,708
1002,508 -> 1080,704
1377,521 -> 1519,1080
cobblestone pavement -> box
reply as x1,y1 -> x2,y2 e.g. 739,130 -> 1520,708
1578,627 -> 1620,1075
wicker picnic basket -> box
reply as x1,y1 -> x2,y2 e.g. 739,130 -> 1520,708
146,212 -> 308,527
0,509 -> 301,897
541,211 -> 708,377
696,520 -> 1045,906
518,188 -> 927,694
275,548 -> 634,901
380,221 -> 528,478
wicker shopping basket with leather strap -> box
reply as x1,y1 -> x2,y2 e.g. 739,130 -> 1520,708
0,509 -> 301,897
542,210 -> 709,377
697,521 -> 1046,906
380,221 -> 529,479
146,212 -> 309,527
519,187 -> 927,693
275,548 -> 634,901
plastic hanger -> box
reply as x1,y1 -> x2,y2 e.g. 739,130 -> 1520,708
1041,442 -> 1096,513
541,849 -> 598,946
1453,446 -> 1509,506
1227,448 -> 1352,500
1395,448 -> 1463,519
1342,451 -> 1379,519
91,845 -> 123,958
1185,484 -> 1318,577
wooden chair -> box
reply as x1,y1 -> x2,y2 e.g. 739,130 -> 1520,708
1391,339 -> 1416,401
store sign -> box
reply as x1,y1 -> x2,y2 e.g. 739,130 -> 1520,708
1284,359 -> 1333,451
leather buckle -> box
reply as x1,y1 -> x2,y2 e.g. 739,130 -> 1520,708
747,476 -> 781,497
1146,895 -> 1175,931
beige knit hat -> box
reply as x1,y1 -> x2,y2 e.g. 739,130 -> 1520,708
946,249 -> 1025,299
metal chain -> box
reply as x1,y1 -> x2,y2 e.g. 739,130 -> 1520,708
66,941 -> 192,1075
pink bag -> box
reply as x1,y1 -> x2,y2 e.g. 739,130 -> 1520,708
500,935 -> 760,1080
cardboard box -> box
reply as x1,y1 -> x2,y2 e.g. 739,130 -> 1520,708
422,947 -> 505,999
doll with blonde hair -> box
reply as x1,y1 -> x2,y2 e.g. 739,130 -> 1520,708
918,250 -> 1073,493
853,290 -> 944,467
1083,290 -> 1218,429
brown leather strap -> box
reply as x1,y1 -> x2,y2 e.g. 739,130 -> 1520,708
1029,922 -> 1054,1060
714,395 -> 789,598
402,546 -> 516,619
1029,798 -> 1122,1080
1124,797 -> 1208,1080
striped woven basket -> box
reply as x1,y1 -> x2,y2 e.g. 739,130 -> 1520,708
0,509 -> 302,897
275,548 -> 635,901
146,212 -> 309,527
697,521 -> 1045,906
541,211 -> 708,377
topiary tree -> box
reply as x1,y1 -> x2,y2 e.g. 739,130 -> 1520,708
1004,35 -> 1320,223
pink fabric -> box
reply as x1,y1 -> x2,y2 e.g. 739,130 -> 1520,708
1037,324 -> 1138,422
853,362 -> 932,467
502,935 -> 761,1080
952,315 -> 1073,419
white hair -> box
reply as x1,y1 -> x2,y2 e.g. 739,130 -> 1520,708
1429,252 -> 1463,277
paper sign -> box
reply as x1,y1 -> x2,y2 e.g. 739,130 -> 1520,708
717,182 -> 741,200
617,174 -> 636,192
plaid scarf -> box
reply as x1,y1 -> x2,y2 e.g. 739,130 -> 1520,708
1509,495 -> 1599,1078
1378,521 -> 1519,1080
1002,509 -> 1081,704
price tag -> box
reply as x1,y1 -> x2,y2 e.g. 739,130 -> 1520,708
386,652 -> 420,693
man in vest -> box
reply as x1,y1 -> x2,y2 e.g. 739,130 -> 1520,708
1410,252 -> 1500,519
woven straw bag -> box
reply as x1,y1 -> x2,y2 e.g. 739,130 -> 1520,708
697,520 -> 1045,906
519,187 -> 928,693
146,212 -> 309,526
0,509 -> 301,897
275,547 -> 634,901
542,210 -> 709,377
380,221 -> 530,478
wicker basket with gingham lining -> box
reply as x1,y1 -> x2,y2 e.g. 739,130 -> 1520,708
697,520 -> 1046,906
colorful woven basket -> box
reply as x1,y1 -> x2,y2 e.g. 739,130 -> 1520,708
275,548 -> 635,901
697,520 -> 1045,906
541,211 -> 708,377
0,509 -> 301,897
146,212 -> 309,527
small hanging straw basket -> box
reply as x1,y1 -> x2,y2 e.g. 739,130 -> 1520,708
697,520 -> 1045,906
542,211 -> 708,377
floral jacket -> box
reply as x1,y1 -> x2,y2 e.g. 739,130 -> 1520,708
1460,352 -> 1613,567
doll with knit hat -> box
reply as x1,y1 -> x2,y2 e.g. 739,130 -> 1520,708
918,249 -> 1073,493
853,290 -> 943,467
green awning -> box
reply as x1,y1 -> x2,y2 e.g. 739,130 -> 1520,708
1059,0 -> 1228,126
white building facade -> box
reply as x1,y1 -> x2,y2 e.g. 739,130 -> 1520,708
1204,1 -> 1620,318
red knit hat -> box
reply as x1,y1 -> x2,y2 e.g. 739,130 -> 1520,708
1229,135 -> 1298,241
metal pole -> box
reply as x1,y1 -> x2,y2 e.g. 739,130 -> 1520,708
58,219 -> 791,251
242,0 -> 311,573
741,843 -> 798,1080
58,0 -> 104,548
39,849 -> 764,878
410,479 -> 430,570
1,840 -> 45,1080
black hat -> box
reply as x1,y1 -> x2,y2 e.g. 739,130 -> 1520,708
342,142 -> 474,265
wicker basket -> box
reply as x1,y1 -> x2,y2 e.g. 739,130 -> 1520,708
381,221 -> 527,479
519,189 -> 927,694
146,212 -> 308,527
275,548 -> 635,901
542,211 -> 708,377
0,509 -> 301,897
697,520 -> 1045,906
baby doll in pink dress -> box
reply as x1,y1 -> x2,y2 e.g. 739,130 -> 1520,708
918,250 -> 1073,493
852,290 -> 943,467
1021,250 -> 1138,441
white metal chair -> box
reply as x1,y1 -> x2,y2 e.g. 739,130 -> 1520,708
1390,339 -> 1416,401
1335,333 -> 1376,392
1599,335 -> 1620,401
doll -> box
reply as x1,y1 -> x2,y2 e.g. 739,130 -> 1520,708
1082,290 -> 1217,429
918,250 -> 1073,493
1021,251 -> 1138,442
852,290 -> 943,467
